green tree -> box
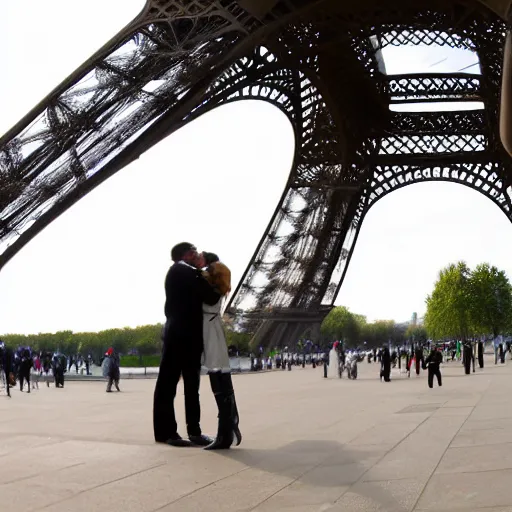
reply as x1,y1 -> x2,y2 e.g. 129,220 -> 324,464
372,320 -> 397,346
425,261 -> 473,340
405,324 -> 428,342
469,263 -> 512,337
136,337 -> 160,366
2,333 -> 28,347
361,322 -> 376,346
57,330 -> 78,355
321,306 -> 361,347
390,322 -> 407,346
227,327 -> 252,354
73,332 -> 102,362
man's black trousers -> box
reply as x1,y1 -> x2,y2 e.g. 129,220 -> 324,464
478,342 -> 484,369
153,347 -> 202,441
54,369 -> 64,387
428,366 -> 442,388
19,361 -> 31,391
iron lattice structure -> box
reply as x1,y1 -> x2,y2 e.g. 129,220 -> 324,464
1,0 -> 512,347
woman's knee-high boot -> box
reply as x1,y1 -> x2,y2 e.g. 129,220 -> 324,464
221,373 -> 242,446
205,372 -> 234,450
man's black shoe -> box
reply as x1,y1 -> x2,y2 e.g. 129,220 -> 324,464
189,434 -> 213,446
166,434 -> 192,447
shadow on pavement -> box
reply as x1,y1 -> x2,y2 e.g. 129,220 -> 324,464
218,439 -> 411,511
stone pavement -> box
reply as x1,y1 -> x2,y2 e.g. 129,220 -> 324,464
1,354 -> 512,512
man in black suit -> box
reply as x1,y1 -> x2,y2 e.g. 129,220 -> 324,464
153,242 -> 221,447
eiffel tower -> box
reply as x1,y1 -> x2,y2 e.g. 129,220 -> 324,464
1,1 -> 512,348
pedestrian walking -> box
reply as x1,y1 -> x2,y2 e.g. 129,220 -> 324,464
103,348 -> 121,392
425,347 -> 443,388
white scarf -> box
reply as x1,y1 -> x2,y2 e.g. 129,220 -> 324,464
178,260 -> 196,270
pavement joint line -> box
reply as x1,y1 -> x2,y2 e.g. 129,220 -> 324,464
442,440 -> 512,451
410,377 -> 491,512
1,462 -> 86,487
437,405 -> 478,409
463,416 -> 512,423
361,475 -> 426,483
149,466 -> 251,511
2,472 -> 47,486
0,432 -> 158,447
0,438 -> 65,460
34,461 -> 168,511
458,427 -> 508,433
435,466 -> 512,477
333,408 -> 435,505
416,503 -> 512,512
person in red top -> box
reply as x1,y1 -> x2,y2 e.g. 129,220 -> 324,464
103,348 -> 120,393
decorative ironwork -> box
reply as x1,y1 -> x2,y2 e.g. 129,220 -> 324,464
1,0 -> 511,347
368,162 -> 512,214
387,74 -> 482,103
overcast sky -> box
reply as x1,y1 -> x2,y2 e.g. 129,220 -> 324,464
2,1 -> 512,335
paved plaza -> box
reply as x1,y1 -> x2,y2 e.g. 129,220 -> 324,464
1,355 -> 512,511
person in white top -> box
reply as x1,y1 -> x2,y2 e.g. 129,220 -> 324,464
199,251 -> 242,450
327,342 -> 340,379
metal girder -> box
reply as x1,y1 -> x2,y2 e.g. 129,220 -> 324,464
368,160 -> 512,216
2,1 -> 512,348
386,73 -> 482,103
389,110 -> 486,135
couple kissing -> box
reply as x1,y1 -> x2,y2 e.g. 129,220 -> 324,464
153,242 -> 241,450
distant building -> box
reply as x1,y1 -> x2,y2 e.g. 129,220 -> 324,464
411,312 -> 418,326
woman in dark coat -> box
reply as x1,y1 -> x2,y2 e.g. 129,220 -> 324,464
477,340 -> 484,369
414,346 -> 424,376
463,341 -> 473,375
52,352 -> 67,388
19,347 -> 32,393
380,347 -> 391,382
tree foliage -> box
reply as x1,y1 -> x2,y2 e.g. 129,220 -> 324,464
405,324 -> 428,342
0,324 -> 164,362
469,263 -> 512,337
1,321 -> 257,360
321,306 -> 362,347
425,262 -> 472,340
425,261 -> 512,340
226,325 -> 252,354
321,307 -> 404,348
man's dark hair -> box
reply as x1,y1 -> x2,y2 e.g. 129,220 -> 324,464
171,242 -> 195,262
203,252 -> 219,266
